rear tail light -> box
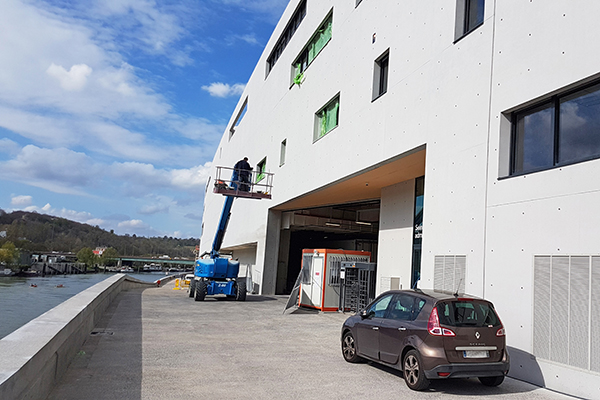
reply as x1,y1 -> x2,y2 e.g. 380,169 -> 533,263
496,326 -> 506,336
428,307 -> 456,337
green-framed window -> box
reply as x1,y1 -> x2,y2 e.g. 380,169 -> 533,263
314,95 -> 339,142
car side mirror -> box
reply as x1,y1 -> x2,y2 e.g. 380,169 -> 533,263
360,309 -> 371,319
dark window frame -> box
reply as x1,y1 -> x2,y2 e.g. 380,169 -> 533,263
509,78 -> 600,176
454,0 -> 485,43
256,157 -> 267,183
266,0 -> 307,77
372,49 -> 390,101
229,97 -> 248,139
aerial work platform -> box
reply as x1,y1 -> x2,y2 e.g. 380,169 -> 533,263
213,166 -> 273,200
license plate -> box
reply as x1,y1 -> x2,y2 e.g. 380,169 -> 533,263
463,350 -> 489,358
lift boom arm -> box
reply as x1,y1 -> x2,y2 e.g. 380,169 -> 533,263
210,195 -> 234,259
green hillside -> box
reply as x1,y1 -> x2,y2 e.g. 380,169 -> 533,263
0,209 -> 198,258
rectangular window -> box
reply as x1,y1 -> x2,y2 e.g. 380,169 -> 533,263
229,97 -> 248,139
454,0 -> 485,41
291,12 -> 333,85
256,157 -> 267,183
280,139 -> 287,166
372,50 -> 389,101
314,94 -> 339,142
266,0 -> 307,76
511,81 -> 600,175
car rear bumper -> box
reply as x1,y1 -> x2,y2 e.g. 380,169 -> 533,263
424,360 -> 510,379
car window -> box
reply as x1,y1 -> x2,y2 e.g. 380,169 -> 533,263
437,300 -> 500,327
388,295 -> 427,321
367,294 -> 393,318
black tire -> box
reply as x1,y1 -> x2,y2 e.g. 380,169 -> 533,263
235,280 -> 247,301
341,331 -> 362,363
403,349 -> 430,391
194,280 -> 207,301
479,375 -> 505,387
189,279 -> 196,298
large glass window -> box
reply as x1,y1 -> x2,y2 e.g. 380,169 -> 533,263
511,81 -> 600,175
266,0 -> 307,75
292,13 -> 333,84
411,177 -> 424,288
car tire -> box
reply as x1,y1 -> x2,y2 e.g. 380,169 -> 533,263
341,331 -> 363,363
403,349 -> 430,391
479,375 -> 505,387
194,280 -> 206,301
235,281 -> 246,301
189,279 -> 196,298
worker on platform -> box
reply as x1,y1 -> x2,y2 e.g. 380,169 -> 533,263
233,157 -> 252,191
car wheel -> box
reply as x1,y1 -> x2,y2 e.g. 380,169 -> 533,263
235,281 -> 247,301
403,349 -> 430,391
189,279 -> 196,298
194,280 -> 206,301
479,375 -> 505,387
341,331 -> 362,363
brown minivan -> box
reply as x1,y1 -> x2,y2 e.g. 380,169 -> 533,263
341,289 -> 509,390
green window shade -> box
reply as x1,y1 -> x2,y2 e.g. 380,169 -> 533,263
319,99 -> 339,138
308,19 -> 332,65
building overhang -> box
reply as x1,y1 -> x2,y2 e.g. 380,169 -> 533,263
273,145 -> 426,211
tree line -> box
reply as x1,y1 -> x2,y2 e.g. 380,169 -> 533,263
0,210 -> 199,262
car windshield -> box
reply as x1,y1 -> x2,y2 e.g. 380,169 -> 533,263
436,300 -> 500,327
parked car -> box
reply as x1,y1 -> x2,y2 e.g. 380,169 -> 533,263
341,289 -> 509,391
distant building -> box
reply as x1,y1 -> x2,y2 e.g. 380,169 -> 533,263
93,247 -> 107,256
199,1 -> 600,397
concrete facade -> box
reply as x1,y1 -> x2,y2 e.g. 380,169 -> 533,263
199,1 -> 600,397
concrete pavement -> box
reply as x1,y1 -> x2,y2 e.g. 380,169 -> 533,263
47,282 -> 577,400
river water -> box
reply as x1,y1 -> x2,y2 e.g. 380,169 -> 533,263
0,272 -> 166,339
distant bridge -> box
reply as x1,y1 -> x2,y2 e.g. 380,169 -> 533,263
117,257 -> 195,267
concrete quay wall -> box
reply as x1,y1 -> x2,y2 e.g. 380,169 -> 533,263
0,274 -> 156,400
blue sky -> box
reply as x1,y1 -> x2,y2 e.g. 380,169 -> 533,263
0,0 -> 289,238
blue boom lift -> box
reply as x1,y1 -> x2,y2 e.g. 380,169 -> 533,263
189,166 -> 273,301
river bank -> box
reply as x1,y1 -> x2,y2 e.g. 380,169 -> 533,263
0,272 -> 165,339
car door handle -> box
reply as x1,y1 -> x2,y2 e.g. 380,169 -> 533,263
398,327 -> 406,331
372,327 -> 379,330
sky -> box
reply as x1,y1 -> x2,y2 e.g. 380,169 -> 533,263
0,0 -> 289,239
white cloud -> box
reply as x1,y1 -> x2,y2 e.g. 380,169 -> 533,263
214,0 -> 289,22
226,33 -> 260,46
11,195 -> 32,207
111,161 -> 212,195
0,138 -> 21,155
0,145 -> 99,195
201,82 -> 246,98
138,203 -> 170,215
46,63 -> 93,91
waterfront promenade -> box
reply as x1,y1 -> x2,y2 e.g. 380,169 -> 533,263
47,281 -> 575,400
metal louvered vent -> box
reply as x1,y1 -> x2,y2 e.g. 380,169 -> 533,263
533,255 -> 599,372
433,255 -> 466,294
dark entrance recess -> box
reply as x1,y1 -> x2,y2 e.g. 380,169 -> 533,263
278,200 -> 380,295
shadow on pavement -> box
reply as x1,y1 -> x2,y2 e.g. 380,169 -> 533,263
368,361 -> 544,396
46,288 -> 146,400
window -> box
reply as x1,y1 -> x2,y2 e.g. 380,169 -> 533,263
256,157 -> 267,183
372,50 -> 389,101
229,97 -> 248,139
266,0 -> 307,76
314,94 -> 339,142
291,12 -> 333,85
366,294 -> 393,319
511,81 -> 600,175
280,139 -> 287,166
389,294 -> 421,321
454,0 -> 485,41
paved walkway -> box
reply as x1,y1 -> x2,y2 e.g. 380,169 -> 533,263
48,283 -> 576,400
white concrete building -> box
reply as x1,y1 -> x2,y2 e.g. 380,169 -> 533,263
199,1 -> 600,397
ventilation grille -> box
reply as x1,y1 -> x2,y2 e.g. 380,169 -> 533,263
533,255 -> 599,372
434,255 -> 466,294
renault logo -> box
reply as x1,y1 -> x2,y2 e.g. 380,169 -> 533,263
475,332 -> 481,340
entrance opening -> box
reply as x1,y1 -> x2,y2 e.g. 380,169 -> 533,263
276,200 -> 380,294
